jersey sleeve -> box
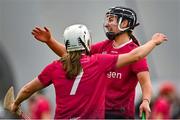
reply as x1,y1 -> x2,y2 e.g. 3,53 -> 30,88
38,61 -> 55,86
96,54 -> 118,72
131,57 -> 149,74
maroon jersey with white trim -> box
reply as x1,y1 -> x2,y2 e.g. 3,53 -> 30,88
38,54 -> 118,119
91,39 -> 149,117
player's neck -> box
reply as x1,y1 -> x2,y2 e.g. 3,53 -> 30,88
113,33 -> 130,47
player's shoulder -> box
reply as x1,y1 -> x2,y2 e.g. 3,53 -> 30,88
51,60 -> 60,65
46,60 -> 62,69
93,39 -> 112,46
126,40 -> 139,50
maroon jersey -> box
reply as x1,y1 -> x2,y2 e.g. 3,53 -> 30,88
91,39 -> 149,117
38,54 -> 118,119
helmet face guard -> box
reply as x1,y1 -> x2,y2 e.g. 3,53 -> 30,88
104,6 -> 139,40
64,24 -> 91,54
104,14 -> 118,40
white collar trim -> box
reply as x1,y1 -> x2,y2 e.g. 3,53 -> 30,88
112,39 -> 133,49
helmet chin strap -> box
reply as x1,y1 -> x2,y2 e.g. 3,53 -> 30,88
118,17 -> 130,32
78,37 -> 90,55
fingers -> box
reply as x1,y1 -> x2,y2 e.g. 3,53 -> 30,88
34,36 -> 39,40
158,33 -> 168,40
139,109 -> 143,118
34,27 -> 43,33
44,27 -> 50,32
31,26 -> 49,38
32,26 -> 49,34
31,30 -> 39,36
139,102 -> 151,119
160,34 -> 168,43
145,111 -> 149,119
140,110 -> 151,119
31,27 -> 41,36
159,33 -> 167,40
163,35 -> 168,41
11,103 -> 19,113
152,33 -> 168,45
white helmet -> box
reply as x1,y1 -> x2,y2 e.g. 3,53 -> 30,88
64,24 -> 91,53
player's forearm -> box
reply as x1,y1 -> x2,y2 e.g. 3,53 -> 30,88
14,85 -> 35,105
130,40 -> 157,61
14,78 -> 44,106
116,39 -> 159,68
46,37 -> 67,57
138,72 -> 152,104
141,81 -> 152,104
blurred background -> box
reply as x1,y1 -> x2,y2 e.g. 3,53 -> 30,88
0,0 -> 179,118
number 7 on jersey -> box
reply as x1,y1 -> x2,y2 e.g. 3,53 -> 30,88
70,70 -> 84,95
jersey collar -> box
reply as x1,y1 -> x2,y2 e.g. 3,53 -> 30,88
112,39 -> 132,49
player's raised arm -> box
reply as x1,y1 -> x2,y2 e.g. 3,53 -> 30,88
116,33 -> 167,68
32,27 -> 67,57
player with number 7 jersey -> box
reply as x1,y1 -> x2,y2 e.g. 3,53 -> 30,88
38,53 -> 118,119
11,24 -> 167,119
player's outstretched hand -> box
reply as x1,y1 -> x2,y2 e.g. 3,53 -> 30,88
32,27 -> 52,43
151,33 -> 168,45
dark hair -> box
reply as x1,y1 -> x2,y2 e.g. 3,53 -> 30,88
60,51 -> 83,79
127,30 -> 140,46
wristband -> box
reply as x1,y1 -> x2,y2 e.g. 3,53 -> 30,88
143,98 -> 150,104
